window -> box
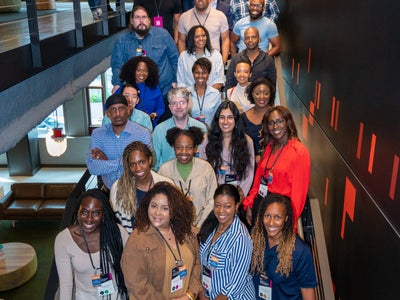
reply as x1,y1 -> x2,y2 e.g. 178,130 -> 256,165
86,68 -> 113,127
36,105 -> 64,137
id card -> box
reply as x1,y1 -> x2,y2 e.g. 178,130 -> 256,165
91,272 -> 111,287
153,16 -> 163,28
258,274 -> 272,299
171,266 -> 183,293
258,176 -> 268,197
97,277 -> 115,296
196,115 -> 206,123
202,266 -> 212,292
225,174 -> 238,186
218,165 -> 227,175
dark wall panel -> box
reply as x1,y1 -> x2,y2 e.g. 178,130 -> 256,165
278,0 -> 400,298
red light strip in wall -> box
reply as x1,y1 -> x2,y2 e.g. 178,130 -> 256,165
324,177 -> 329,206
356,122 -> 364,159
389,155 -> 399,200
368,134 -> 376,174
341,177 -> 356,239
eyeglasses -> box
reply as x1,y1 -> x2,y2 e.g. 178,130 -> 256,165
249,3 -> 264,8
169,100 -> 186,107
133,15 -> 149,21
267,118 -> 285,127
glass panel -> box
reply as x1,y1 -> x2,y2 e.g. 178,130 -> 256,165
104,68 -> 113,96
88,87 -> 104,126
36,105 -> 64,137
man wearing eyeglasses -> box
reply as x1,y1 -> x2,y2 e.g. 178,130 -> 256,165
86,94 -> 152,191
111,6 -> 178,107
230,0 -> 281,56
152,88 -> 207,171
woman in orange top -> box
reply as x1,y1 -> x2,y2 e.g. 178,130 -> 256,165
242,106 -> 310,228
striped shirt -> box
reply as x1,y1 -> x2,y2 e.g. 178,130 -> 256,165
199,215 -> 255,299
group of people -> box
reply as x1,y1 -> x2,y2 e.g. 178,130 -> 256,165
54,1 -> 318,300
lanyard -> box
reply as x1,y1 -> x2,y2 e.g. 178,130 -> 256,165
263,141 -> 287,175
157,227 -> 183,265
153,0 -> 163,16
195,85 -> 207,115
80,226 -> 101,273
193,8 -> 211,27
179,179 -> 192,197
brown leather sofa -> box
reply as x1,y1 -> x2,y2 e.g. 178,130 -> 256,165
0,183 -> 76,221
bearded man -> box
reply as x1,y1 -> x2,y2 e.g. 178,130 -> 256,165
111,6 -> 178,100
230,0 -> 281,56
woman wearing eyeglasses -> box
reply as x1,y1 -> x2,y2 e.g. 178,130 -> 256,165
242,106 -> 310,228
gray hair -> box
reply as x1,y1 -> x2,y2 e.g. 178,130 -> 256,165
167,87 -> 193,110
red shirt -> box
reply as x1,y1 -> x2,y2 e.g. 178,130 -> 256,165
243,138 -> 310,222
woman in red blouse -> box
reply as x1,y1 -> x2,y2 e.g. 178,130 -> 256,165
242,105 -> 310,228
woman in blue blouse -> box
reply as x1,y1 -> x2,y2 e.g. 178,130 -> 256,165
198,184 -> 255,300
119,56 -> 165,126
251,194 -> 317,300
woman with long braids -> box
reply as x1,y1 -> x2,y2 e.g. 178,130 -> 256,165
54,189 -> 129,299
199,101 -> 254,199
251,194 -> 317,300
121,182 -> 202,299
243,105 -> 310,228
109,141 -> 173,233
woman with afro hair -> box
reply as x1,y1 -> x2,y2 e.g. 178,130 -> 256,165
158,126 -> 218,227
118,56 -> 165,126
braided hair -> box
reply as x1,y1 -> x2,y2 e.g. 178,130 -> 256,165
73,189 -> 127,298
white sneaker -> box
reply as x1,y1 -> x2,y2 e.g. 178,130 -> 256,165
92,8 -> 103,21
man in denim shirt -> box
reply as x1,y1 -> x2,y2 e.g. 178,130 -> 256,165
111,6 -> 178,102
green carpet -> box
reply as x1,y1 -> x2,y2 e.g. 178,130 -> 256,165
0,220 -> 61,300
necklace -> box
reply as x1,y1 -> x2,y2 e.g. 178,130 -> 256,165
217,226 -> 226,233
159,227 -> 172,240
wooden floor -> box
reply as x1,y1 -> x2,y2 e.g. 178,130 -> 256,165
0,1 -> 133,53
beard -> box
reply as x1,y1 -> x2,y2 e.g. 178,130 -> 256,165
134,24 -> 150,37
250,11 -> 263,21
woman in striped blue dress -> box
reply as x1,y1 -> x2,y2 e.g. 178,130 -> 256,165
198,184 -> 255,299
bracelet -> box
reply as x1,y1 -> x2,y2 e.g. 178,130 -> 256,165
186,291 -> 195,300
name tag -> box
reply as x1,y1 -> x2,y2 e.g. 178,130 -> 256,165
153,16 -> 163,28
258,274 -> 272,299
258,176 -> 268,197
